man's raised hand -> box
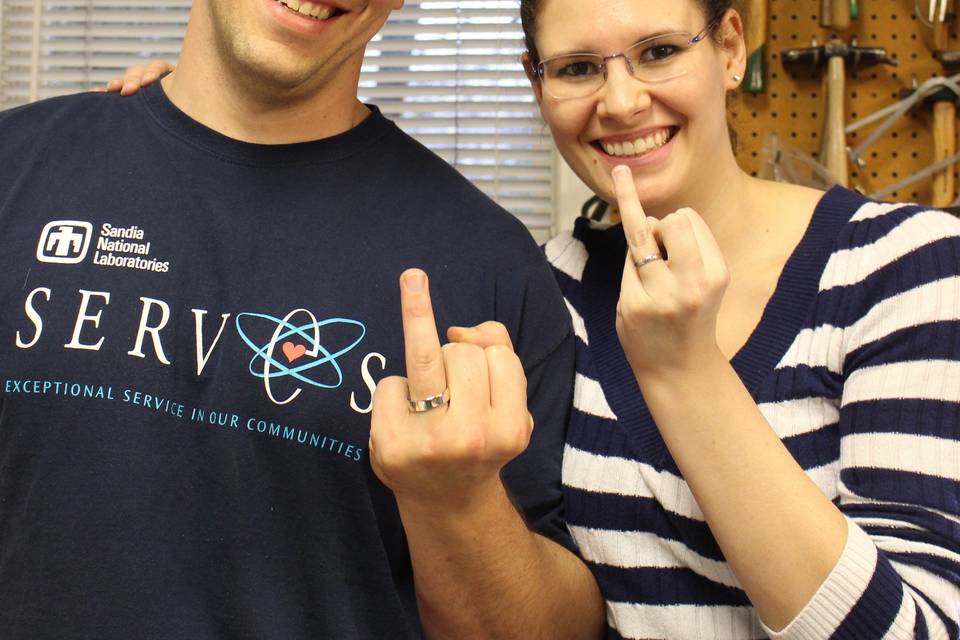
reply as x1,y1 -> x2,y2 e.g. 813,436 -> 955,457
369,269 -> 533,509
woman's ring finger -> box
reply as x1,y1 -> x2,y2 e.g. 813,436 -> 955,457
634,253 -> 663,269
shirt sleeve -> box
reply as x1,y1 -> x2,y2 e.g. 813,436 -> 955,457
497,252 -> 577,553
764,206 -> 960,639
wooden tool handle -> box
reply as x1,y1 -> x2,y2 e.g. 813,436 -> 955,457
821,56 -> 849,187
744,0 -> 767,93
933,21 -> 950,53
932,0 -> 952,52
933,100 -> 956,208
821,0 -> 832,26
831,0 -> 851,31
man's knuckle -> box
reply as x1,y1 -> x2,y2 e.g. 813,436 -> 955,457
460,429 -> 489,458
419,437 -> 446,465
373,375 -> 403,398
490,424 -> 528,459
485,344 -> 514,361
404,296 -> 433,318
446,341 -> 483,366
512,428 -> 532,454
408,347 -> 438,372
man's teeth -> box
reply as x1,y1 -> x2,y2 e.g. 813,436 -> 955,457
277,0 -> 336,20
600,129 -> 672,157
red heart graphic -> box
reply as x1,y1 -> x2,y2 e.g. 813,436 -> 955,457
282,341 -> 307,363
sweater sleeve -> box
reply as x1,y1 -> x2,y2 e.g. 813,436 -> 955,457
766,205 -> 960,639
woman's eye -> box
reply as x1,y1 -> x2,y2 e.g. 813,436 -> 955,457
645,44 -> 679,61
558,61 -> 600,77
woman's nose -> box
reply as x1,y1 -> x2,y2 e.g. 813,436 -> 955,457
596,58 -> 652,121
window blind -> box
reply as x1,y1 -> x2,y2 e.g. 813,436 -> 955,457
0,0 -> 555,238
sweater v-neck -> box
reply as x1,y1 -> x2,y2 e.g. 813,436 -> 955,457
576,186 -> 865,463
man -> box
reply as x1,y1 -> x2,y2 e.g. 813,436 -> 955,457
0,0 -> 603,637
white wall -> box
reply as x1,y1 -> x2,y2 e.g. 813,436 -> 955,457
552,151 -> 595,234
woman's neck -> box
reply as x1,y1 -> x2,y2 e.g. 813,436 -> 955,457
648,152 -> 763,257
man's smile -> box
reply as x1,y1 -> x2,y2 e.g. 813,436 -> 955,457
274,0 -> 343,21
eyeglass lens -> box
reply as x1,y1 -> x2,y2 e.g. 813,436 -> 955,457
539,30 -> 706,99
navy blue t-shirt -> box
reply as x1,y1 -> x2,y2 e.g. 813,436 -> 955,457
0,84 -> 574,639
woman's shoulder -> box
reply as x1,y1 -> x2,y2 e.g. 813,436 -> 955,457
826,188 -> 960,256
543,226 -> 590,284
814,189 -> 960,315
762,179 -> 960,254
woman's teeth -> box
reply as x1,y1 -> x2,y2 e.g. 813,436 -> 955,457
276,0 -> 337,20
600,129 -> 673,157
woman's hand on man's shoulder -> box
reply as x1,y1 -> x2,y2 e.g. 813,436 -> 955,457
95,60 -> 174,96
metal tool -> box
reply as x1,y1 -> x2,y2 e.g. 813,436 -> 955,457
831,0 -> 851,31
846,73 -> 960,202
782,39 -> 898,186
928,52 -> 960,206
744,0 -> 768,93
893,75 -> 960,206
922,0 -> 953,52
822,0 -> 859,30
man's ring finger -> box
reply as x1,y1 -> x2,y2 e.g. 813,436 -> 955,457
408,388 -> 450,413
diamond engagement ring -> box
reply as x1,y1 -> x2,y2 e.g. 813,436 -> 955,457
408,388 -> 450,413
634,253 -> 663,269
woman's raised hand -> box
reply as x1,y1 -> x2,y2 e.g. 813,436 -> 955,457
100,60 -> 174,96
612,165 -> 730,379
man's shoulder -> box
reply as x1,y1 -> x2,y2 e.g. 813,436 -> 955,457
374,123 -> 534,238
0,92 -> 142,153
374,122 -> 490,196
2,91 -> 128,126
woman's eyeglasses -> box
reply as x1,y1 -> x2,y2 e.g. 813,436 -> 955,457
535,21 -> 717,100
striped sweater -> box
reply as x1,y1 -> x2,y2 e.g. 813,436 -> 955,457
545,187 -> 960,640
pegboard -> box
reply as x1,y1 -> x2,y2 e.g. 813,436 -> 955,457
730,0 -> 953,205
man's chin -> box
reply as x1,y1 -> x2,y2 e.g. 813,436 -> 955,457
228,49 -> 335,102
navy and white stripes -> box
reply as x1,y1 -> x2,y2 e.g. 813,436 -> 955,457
547,187 -> 960,640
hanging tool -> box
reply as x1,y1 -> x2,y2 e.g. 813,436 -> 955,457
846,73 -> 960,202
831,0 -> 851,31
916,0 -> 954,53
929,86 -> 959,206
847,73 -> 960,163
744,0 -> 767,93
928,52 -> 960,207
782,39 -> 898,187
822,0 -> 858,31
895,74 -> 960,207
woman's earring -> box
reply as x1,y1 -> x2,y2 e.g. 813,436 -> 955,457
733,73 -> 742,82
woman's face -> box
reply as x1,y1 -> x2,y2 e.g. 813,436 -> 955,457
529,0 -> 744,212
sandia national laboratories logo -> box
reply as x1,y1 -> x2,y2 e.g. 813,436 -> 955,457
36,220 -> 93,264
34,220 -> 170,273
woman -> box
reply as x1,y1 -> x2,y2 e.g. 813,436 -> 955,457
110,1 -> 960,637
527,0 -> 959,637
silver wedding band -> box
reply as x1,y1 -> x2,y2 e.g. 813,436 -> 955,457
408,388 -> 450,413
634,253 -> 663,269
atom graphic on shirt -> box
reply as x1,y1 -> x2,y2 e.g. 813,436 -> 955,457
235,309 -> 366,405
